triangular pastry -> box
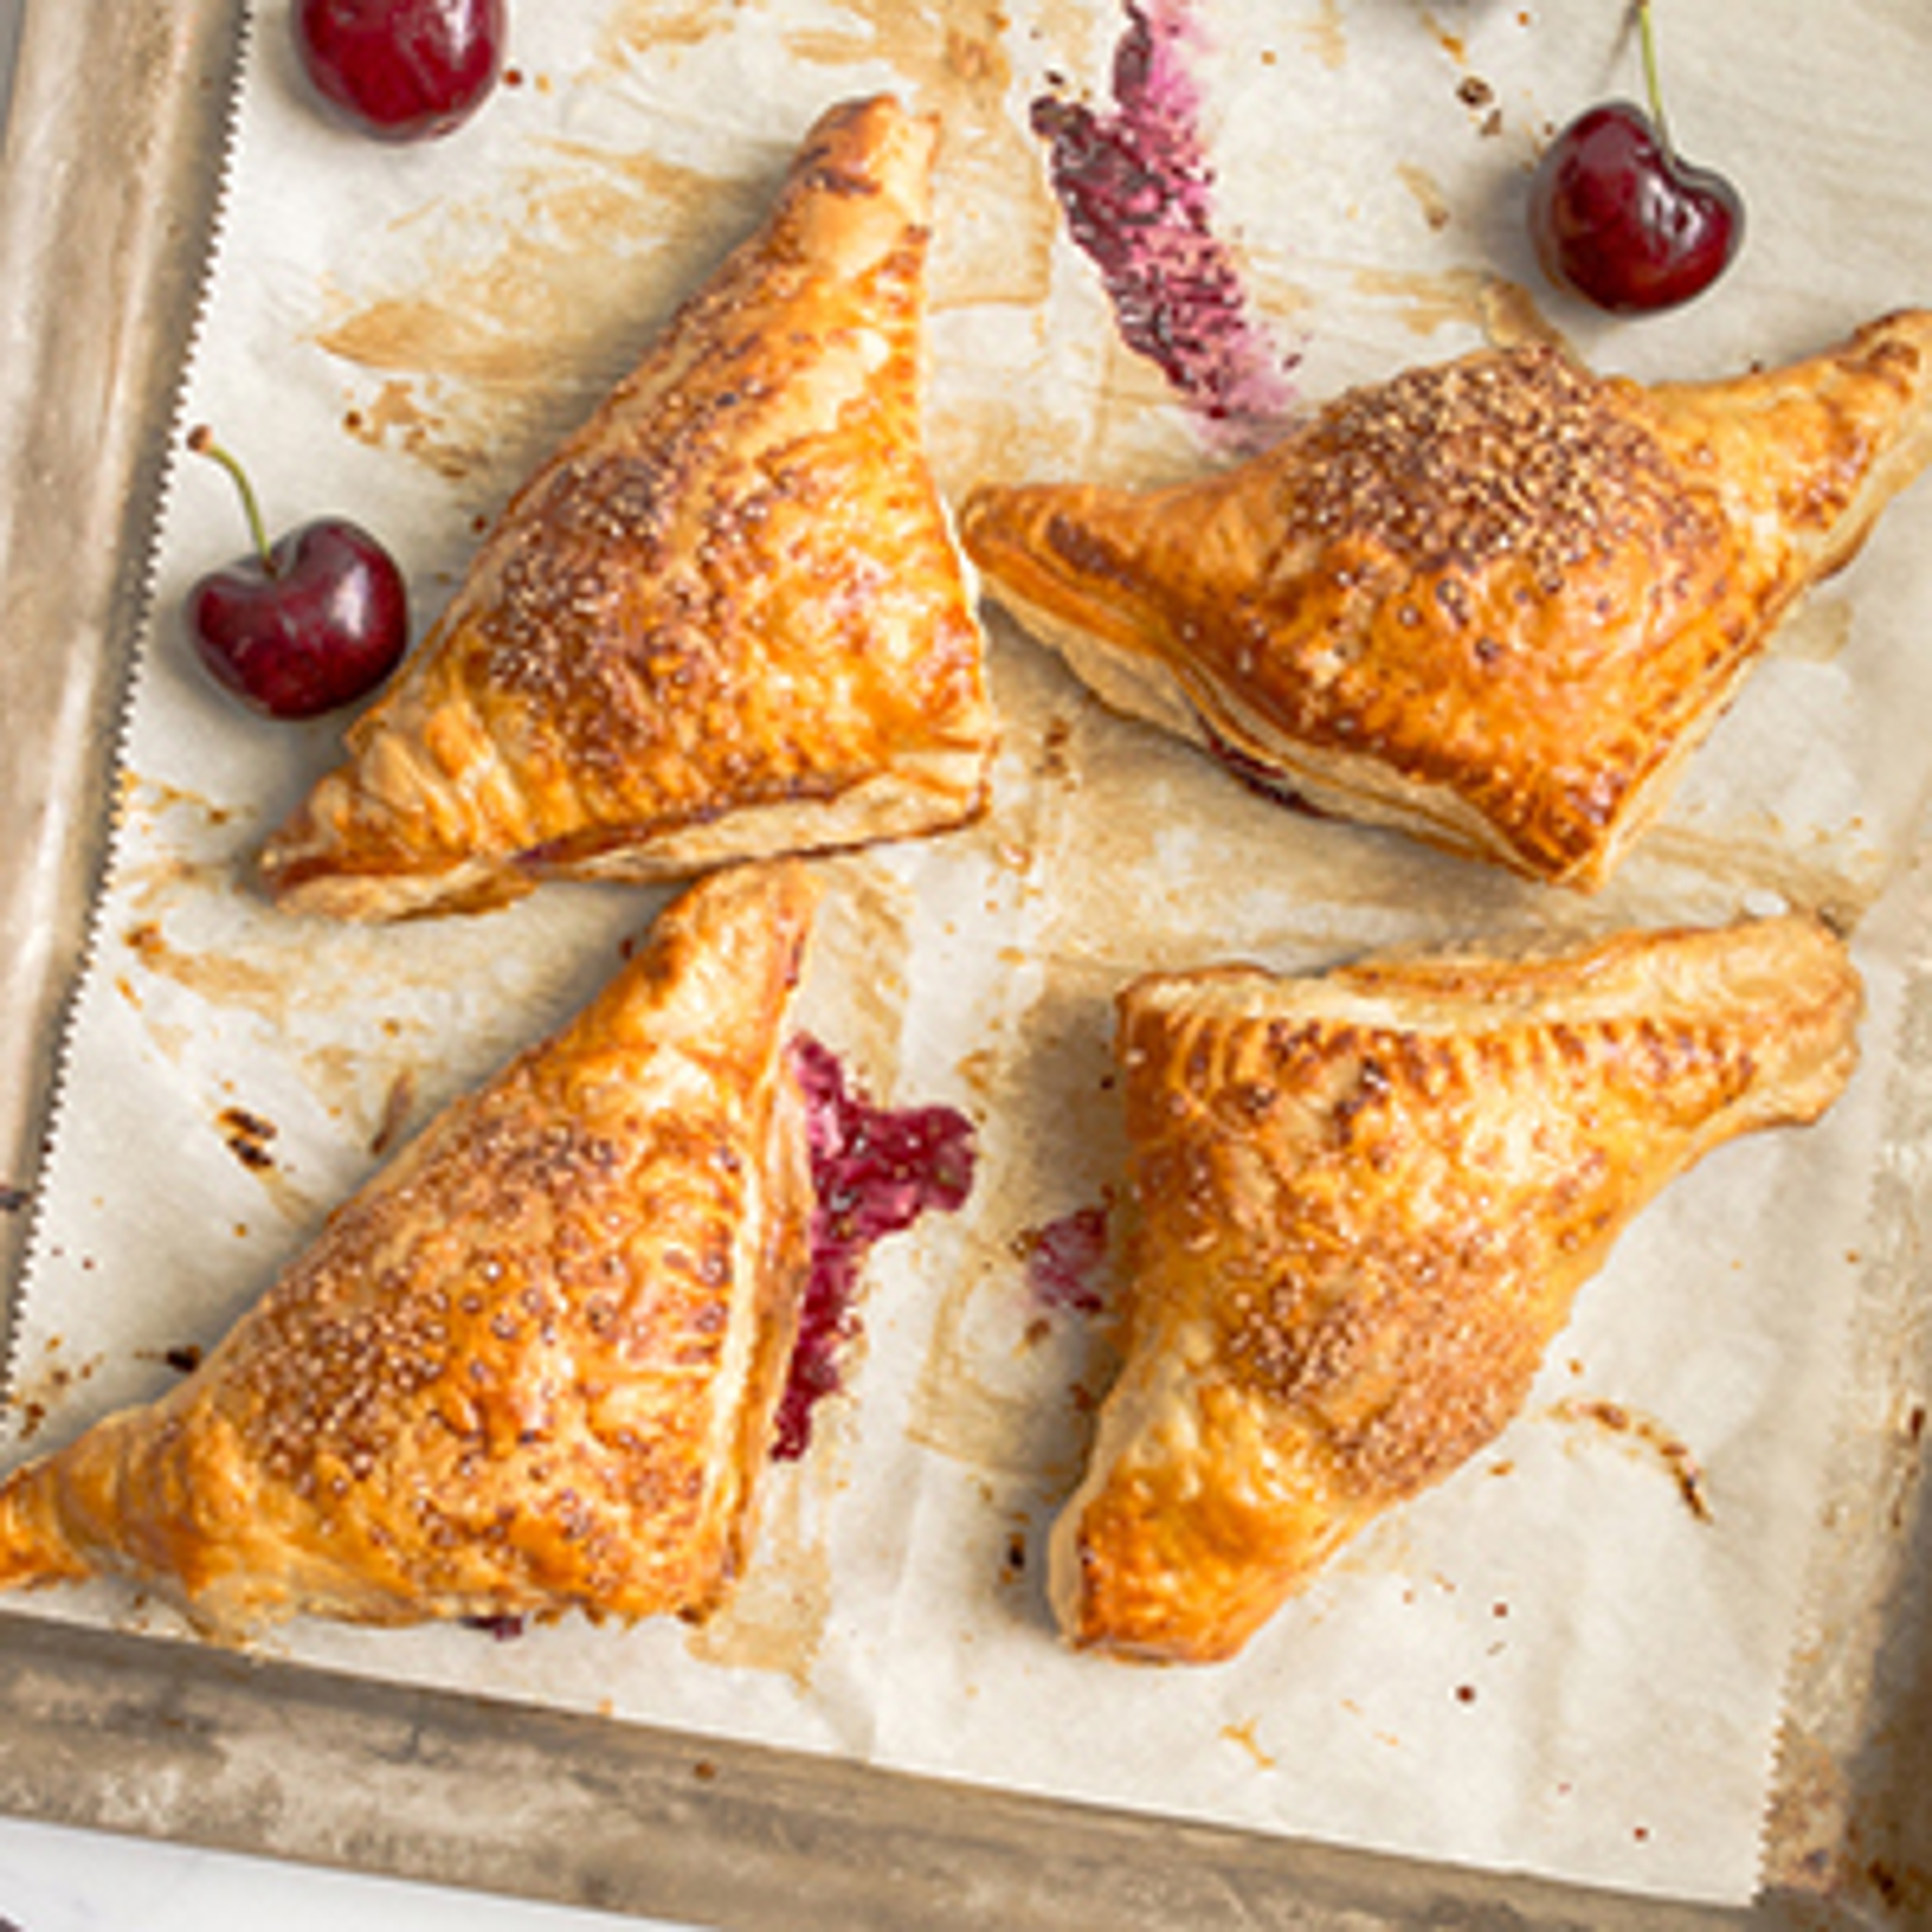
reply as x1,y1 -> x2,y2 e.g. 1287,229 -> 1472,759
960,311 -> 1932,888
1052,912 -> 1862,1663
0,861 -> 819,1637
263,94 -> 995,920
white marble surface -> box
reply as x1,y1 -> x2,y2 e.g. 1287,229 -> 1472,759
0,1815 -> 696,1932
0,2 -> 694,1922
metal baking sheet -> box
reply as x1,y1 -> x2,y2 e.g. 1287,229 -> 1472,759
2,1 -> 1929,1923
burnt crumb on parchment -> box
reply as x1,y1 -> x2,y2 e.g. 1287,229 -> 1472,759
215,1105 -> 278,1173
368,1066 -> 419,1159
1454,73 -> 1504,137
133,1342 -> 206,1377
1551,1396 -> 1713,1522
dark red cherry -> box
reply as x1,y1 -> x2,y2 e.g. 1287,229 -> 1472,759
1528,101 -> 1742,313
184,428 -> 409,721
1526,2 -> 1743,314
294,0 -> 506,143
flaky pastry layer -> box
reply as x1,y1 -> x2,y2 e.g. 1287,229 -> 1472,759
264,94 -> 994,920
0,861 -> 819,1637
1051,912 -> 1863,1663
963,311 -> 1932,888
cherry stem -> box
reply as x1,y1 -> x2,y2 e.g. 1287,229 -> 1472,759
187,425 -> 276,576
1635,0 -> 1675,163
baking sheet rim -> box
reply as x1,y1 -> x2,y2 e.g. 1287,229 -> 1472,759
0,2 -> 1923,1923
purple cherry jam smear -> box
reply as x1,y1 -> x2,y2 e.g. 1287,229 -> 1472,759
1197,715 -> 1333,820
465,1612 -> 528,1641
1019,1203 -> 1112,1317
1031,0 -> 1296,445
774,1036 -> 977,1462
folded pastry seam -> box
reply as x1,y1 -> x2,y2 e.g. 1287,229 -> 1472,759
0,861 -> 825,1639
1049,911 -> 1865,1665
961,310 -> 1932,890
262,92 -> 997,923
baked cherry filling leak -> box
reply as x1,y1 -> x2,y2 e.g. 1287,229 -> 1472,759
1031,0 -> 1296,447
1197,716 -> 1331,820
775,1036 -> 977,1462
1019,1204 -> 1111,1318
465,1037 -> 971,1635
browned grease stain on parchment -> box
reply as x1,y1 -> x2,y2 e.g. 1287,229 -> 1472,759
113,853 -> 234,922
772,0 -> 1056,309
120,772 -> 238,831
319,142 -> 767,487
797,848 -> 919,1071
1395,161 -> 1453,234
320,6 -> 1055,493
683,1456 -> 834,1688
113,775 -> 248,915
113,913 -> 418,1213
906,1245 -> 1073,1477
926,392 -> 1071,510
1351,264 -> 1563,347
1241,267 -> 1559,381
1417,7 -> 1467,67
905,960 -> 1126,1485
4,1338 -> 105,1444
1479,275 -> 1566,351
1631,820 -> 1885,937
340,377 -> 476,485
124,918 -> 296,1022
1548,1396 -> 1713,1523
1297,0 -> 1347,71
1770,593 -> 1856,666
1222,1716 -> 1279,1771
909,1235 -> 1082,1476
592,0 -> 731,59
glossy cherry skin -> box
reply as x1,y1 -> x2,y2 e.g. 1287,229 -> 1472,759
187,520 -> 409,720
1528,101 -> 1743,314
294,0 -> 506,143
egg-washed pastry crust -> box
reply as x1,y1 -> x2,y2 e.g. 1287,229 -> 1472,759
961,311 -> 1932,888
1051,912 -> 1863,1664
264,94 -> 994,920
0,861 -> 818,1638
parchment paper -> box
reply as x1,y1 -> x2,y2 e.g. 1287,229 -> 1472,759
6,0 -> 1932,1906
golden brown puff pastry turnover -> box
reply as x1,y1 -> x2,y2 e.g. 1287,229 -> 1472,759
263,94 -> 994,921
1051,912 -> 1862,1664
960,311 -> 1932,889
0,861 -> 818,1638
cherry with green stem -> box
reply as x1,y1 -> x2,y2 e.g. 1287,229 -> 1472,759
184,426 -> 410,721
1527,0 -> 1743,315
